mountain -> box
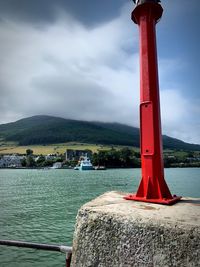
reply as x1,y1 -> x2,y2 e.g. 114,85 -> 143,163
0,115 -> 199,151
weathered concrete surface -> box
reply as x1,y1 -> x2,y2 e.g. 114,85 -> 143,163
71,191 -> 200,267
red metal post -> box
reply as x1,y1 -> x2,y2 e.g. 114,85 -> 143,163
124,0 -> 181,205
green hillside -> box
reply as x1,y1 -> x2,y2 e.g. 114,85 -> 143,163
0,115 -> 199,151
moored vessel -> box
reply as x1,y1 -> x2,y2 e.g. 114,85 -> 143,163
74,155 -> 94,170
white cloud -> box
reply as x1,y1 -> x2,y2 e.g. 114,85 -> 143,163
0,3 -> 199,143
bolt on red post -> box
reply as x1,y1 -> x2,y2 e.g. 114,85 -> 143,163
124,0 -> 181,204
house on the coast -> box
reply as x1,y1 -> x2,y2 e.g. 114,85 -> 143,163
66,149 -> 92,161
0,154 -> 23,168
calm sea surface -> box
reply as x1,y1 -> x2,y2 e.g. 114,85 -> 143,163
0,168 -> 200,267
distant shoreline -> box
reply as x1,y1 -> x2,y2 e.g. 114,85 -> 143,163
0,166 -> 199,170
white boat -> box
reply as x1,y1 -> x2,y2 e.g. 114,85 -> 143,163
95,166 -> 106,170
51,162 -> 62,169
74,155 -> 94,171
74,166 -> 80,170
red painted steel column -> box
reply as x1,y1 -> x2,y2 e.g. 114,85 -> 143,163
124,1 -> 181,205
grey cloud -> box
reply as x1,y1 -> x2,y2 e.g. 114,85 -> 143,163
0,72 -> 120,124
0,0 -> 126,26
0,4 -> 138,125
31,74 -> 117,121
0,1 -> 199,144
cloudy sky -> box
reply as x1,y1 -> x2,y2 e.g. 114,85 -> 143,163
0,0 -> 199,144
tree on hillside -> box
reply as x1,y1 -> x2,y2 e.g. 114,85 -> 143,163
26,155 -> 36,167
26,149 -> 33,155
92,148 -> 141,168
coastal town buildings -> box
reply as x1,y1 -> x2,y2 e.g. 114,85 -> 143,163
45,154 -> 58,161
0,155 -> 23,168
66,149 -> 92,161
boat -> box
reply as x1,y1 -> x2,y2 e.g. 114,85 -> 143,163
74,165 -> 80,170
95,166 -> 106,170
51,162 -> 62,169
74,155 -> 94,171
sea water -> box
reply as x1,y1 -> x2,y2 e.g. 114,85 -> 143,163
0,168 -> 199,267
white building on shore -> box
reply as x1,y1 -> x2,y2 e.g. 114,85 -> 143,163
0,155 -> 23,168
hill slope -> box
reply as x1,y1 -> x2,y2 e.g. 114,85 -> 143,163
0,115 -> 199,151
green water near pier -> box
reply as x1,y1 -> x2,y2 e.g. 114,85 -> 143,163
0,168 -> 199,266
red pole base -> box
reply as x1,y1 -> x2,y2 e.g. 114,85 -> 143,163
124,194 -> 181,205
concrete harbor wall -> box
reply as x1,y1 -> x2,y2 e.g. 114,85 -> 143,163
71,191 -> 200,267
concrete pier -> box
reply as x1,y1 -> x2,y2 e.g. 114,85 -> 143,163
71,191 -> 200,267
